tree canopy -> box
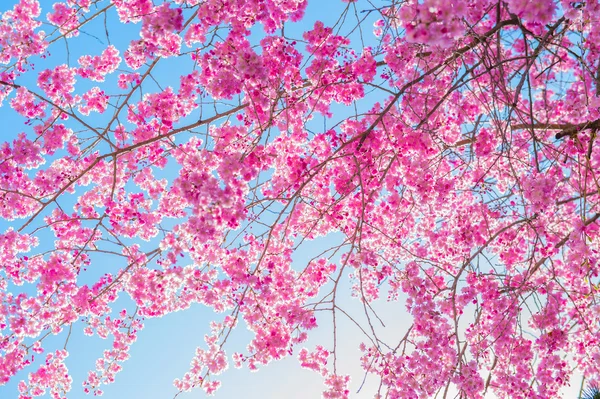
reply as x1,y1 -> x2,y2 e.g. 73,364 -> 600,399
1,0 -> 599,398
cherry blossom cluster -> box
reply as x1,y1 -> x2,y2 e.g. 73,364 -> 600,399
2,0 -> 600,398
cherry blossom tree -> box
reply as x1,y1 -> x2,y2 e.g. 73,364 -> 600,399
1,0 -> 600,398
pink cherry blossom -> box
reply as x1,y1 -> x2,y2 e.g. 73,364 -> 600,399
77,46 -> 121,82
1,1 -> 600,398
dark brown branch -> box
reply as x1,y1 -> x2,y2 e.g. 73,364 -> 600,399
512,119 -> 600,139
